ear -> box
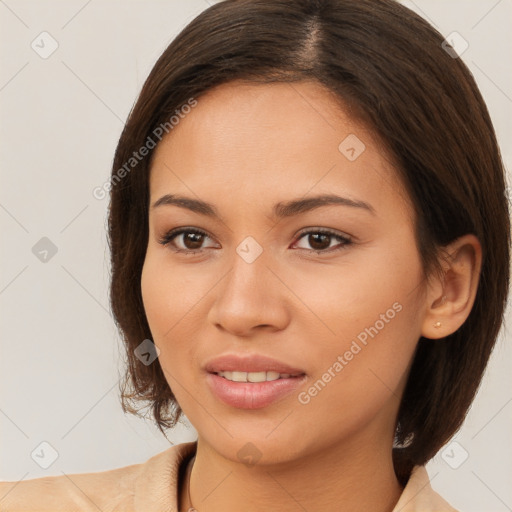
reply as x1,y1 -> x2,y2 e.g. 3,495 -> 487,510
421,234 -> 482,340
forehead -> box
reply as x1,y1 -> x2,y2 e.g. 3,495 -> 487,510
149,80 -> 411,219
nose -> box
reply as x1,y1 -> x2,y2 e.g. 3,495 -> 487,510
207,244 -> 291,337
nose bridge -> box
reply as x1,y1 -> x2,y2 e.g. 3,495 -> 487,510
222,235 -> 271,305
208,235 -> 289,333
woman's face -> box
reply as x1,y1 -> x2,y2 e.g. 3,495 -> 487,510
142,80 -> 428,465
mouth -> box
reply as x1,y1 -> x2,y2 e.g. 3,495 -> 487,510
214,370 -> 305,382
204,353 -> 307,409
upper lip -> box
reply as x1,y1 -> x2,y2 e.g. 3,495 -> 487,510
204,354 -> 306,375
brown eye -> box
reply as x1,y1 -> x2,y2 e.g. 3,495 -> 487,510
293,229 -> 352,253
158,228 -> 217,253
307,233 -> 331,251
180,231 -> 206,250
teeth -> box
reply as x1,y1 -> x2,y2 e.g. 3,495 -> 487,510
217,371 -> 297,382
231,371 -> 246,382
265,371 -> 280,381
247,371 -> 266,383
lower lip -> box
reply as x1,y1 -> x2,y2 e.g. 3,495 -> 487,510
206,372 -> 306,409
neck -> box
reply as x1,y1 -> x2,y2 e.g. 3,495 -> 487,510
182,434 -> 403,512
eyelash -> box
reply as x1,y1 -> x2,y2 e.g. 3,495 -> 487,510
157,227 -> 352,256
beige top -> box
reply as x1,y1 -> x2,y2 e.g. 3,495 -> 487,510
0,441 -> 458,511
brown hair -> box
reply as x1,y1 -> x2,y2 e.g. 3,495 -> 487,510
108,0 -> 510,484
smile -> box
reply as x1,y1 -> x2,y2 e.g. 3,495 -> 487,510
215,371 -> 303,382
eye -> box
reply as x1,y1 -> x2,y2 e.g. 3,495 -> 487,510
292,228 -> 352,254
158,227 -> 218,254
158,227 -> 352,255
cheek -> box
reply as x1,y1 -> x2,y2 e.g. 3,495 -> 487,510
292,277 -> 421,446
292,242 -> 424,402
141,256 -> 166,336
141,254 -> 183,352
140,253 -> 209,368
291,241 -> 423,345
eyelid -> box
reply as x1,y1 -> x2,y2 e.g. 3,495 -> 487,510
295,226 -> 351,240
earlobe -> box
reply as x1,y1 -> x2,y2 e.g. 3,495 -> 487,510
421,234 -> 482,340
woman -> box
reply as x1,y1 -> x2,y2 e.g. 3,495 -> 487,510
1,0 -> 509,510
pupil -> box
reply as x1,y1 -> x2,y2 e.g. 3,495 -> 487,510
309,233 -> 330,250
185,233 -> 204,250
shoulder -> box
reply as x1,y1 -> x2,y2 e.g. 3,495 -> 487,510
392,465 -> 459,512
0,441 -> 197,512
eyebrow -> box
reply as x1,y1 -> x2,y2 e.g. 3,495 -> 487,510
151,193 -> 375,218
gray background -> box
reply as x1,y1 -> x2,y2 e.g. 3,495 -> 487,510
0,1 -> 511,510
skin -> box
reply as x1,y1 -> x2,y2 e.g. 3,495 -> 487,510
141,80 -> 482,512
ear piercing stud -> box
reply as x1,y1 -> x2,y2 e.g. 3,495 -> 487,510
434,321 -> 442,328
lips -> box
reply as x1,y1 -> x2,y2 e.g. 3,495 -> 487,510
204,353 -> 306,376
204,353 -> 307,409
